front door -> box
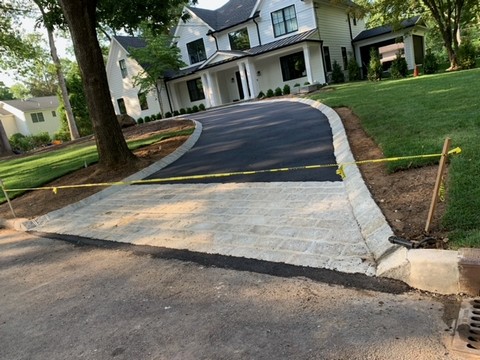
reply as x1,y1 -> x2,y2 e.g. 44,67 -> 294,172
235,71 -> 244,100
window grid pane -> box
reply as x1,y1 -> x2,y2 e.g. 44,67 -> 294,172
271,5 -> 297,38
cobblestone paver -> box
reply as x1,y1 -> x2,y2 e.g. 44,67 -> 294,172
32,182 -> 376,275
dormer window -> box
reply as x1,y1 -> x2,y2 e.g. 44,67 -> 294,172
187,39 -> 207,65
229,28 -> 250,51
271,5 -> 298,37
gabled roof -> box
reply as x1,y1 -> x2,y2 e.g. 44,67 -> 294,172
353,16 -> 423,42
1,96 -> 59,112
188,0 -> 258,32
114,36 -> 146,53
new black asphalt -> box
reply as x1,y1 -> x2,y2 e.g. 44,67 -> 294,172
145,101 -> 341,183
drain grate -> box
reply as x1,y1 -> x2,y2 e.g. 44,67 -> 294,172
451,298 -> 480,359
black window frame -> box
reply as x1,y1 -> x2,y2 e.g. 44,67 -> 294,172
187,39 -> 207,65
187,78 -> 205,102
138,92 -> 149,111
271,5 -> 298,38
324,46 -> 332,72
117,98 -> 127,115
341,47 -> 348,70
31,112 -> 45,123
229,28 -> 251,51
52,110 -> 56,117
280,51 -> 306,82
119,59 -> 128,78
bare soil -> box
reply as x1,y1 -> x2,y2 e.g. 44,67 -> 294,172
0,112 -> 447,246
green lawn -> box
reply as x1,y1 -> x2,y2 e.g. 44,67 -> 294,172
0,128 -> 193,202
310,68 -> 480,248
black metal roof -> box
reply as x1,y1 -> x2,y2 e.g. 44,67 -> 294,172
353,16 -> 422,42
188,0 -> 257,31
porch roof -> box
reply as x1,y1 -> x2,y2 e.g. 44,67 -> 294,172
353,16 -> 422,42
166,29 -> 320,80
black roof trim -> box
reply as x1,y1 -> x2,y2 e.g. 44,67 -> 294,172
353,16 -> 422,42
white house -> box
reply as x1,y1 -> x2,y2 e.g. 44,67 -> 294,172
0,96 -> 61,138
106,0 -> 426,116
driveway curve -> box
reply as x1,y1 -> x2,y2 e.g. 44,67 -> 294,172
145,101 -> 341,183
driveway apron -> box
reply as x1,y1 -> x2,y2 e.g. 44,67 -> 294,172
29,101 -> 376,276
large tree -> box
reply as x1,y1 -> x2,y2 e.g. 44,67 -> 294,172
57,0 -> 193,170
356,0 -> 478,70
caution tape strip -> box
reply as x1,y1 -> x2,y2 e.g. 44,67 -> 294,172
2,147 -> 462,194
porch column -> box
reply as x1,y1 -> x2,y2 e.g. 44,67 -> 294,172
238,62 -> 250,100
245,60 -> 259,99
201,73 -> 212,108
303,44 -> 314,84
206,72 -> 219,107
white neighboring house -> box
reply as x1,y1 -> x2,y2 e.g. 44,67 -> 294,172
105,0 -> 426,114
0,96 -> 61,138
106,36 -> 163,121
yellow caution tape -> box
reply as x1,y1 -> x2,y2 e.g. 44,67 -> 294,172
3,147 -> 462,194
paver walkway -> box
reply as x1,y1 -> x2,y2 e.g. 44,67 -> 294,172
28,100 -> 384,276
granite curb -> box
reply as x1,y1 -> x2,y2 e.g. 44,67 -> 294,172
12,119 -> 203,231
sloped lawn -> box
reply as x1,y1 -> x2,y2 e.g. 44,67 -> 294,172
310,68 -> 480,248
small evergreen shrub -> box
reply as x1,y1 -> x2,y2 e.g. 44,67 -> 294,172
165,112 -> 172,118
266,89 -> 274,98
144,116 -> 151,123
331,60 -> 345,83
192,105 -> 199,113
390,53 -> 408,79
304,81 -> 310,85
186,107 -> 193,114
274,87 -> 283,96
156,112 -> 162,119
173,110 -> 180,116
293,83 -> 300,87
150,114 -> 157,121
179,108 -> 186,115
367,48 -> 382,81
458,39 -> 477,69
283,84 -> 291,95
347,57 -> 361,81
199,103 -> 206,111
257,91 -> 265,98
9,132 -> 51,152
137,117 -> 144,124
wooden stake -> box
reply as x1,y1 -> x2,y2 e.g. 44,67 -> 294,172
425,138 -> 451,233
0,179 -> 16,218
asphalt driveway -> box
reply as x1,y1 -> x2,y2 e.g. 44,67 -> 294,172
145,101 -> 340,183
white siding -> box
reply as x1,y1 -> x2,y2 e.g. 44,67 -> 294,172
215,23 -> 260,50
0,115 -> 20,138
175,12 -> 217,67
105,39 -> 162,119
255,0 -> 316,45
316,3 -> 356,72
25,110 -> 61,136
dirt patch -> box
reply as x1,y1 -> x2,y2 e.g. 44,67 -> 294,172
0,112 -> 448,246
337,107 -> 448,247
0,119 -> 194,219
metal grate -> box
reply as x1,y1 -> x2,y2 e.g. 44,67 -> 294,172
451,298 -> 480,359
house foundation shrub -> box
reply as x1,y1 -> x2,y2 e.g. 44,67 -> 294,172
257,91 -> 265,98
186,107 -> 193,114
199,103 -> 206,111
347,57 -> 361,81
423,49 -> 439,74
9,132 -> 51,152
331,60 -> 345,83
144,116 -> 151,123
266,89 -> 274,98
192,105 -> 199,113
156,112 -> 162,119
179,108 -> 186,115
367,48 -> 382,81
283,84 -> 290,95
173,110 -> 180,116
137,117 -> 144,124
165,112 -> 172,118
390,53 -> 408,79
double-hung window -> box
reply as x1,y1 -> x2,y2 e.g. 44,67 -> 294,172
187,39 -> 207,65
119,59 -> 128,78
271,5 -> 298,37
31,112 -> 45,123
280,52 -> 306,81
187,78 -> 205,102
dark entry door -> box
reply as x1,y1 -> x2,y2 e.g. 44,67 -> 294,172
235,71 -> 244,100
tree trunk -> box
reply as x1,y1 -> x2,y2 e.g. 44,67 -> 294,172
0,121 -> 13,156
155,81 -> 164,117
58,0 -> 137,169
45,27 -> 80,140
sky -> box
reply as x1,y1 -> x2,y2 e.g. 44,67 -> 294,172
0,0 -> 230,87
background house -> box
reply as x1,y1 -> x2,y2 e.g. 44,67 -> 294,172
105,0 -> 426,115
0,96 -> 61,138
